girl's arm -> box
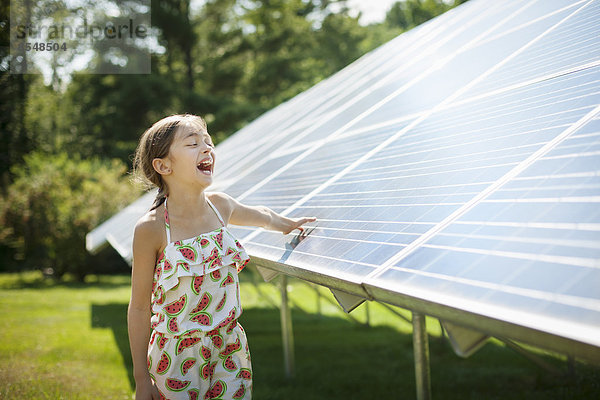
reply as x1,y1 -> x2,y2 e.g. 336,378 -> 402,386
217,192 -> 316,234
128,216 -> 161,400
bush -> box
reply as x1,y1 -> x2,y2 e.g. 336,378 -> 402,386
0,151 -> 139,280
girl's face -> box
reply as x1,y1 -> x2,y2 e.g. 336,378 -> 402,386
164,123 -> 216,187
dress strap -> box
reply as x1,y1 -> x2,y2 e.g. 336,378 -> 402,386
206,197 -> 225,227
163,197 -> 171,243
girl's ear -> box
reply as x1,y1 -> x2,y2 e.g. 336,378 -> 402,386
152,157 -> 172,176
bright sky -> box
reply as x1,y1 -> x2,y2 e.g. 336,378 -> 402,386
347,0 -> 397,25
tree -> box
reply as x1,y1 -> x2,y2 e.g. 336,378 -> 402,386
241,0 -> 320,108
385,0 -> 454,30
152,0 -> 197,101
0,152 -> 139,280
56,72 -> 180,161
0,0 -> 33,188
314,12 -> 367,77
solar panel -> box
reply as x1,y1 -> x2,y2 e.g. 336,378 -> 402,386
86,191 -> 155,262
243,65 -> 600,301
87,0 -> 600,363
461,1 -> 600,98
363,110 -> 600,354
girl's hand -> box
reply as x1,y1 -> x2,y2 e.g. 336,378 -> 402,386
279,216 -> 317,235
219,192 -> 317,235
135,378 -> 160,400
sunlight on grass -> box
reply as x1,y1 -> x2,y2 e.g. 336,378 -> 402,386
0,268 -> 598,399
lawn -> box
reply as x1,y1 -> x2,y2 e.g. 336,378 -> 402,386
0,267 -> 598,399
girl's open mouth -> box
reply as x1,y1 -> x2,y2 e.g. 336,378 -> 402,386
197,159 -> 213,175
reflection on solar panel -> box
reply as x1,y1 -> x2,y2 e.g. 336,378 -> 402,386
87,0 -> 600,378
365,113 -> 600,349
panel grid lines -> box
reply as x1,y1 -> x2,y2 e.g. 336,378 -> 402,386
367,103 -> 600,279
336,142 -> 546,176
251,233 -> 407,249
310,64 -> 600,161
461,0 -> 586,51
299,218 -> 437,226
420,242 -> 599,269
495,183 -> 600,193
442,59 -> 600,114
361,105 -> 599,167
244,3 -> 594,239
246,240 -> 381,269
434,231 -> 599,251
232,0 -> 550,203
512,170 -> 600,182
452,220 -> 600,231
484,195 -> 600,204
467,1 -> 600,96
332,161 -> 522,186
383,263 -> 600,311
293,191 -> 484,204
311,182 -> 496,198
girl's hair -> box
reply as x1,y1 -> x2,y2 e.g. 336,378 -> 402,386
133,114 -> 208,211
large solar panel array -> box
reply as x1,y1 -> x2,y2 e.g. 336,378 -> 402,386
88,0 -> 600,361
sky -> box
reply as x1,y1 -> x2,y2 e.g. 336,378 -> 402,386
346,0 -> 397,25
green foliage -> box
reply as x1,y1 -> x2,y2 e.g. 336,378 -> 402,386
386,0 -> 457,30
314,12 -> 368,77
242,0 -> 318,104
0,152 -> 139,280
0,0 -> 32,186
57,73 -> 183,160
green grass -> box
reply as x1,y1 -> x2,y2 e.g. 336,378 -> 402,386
0,268 -> 599,399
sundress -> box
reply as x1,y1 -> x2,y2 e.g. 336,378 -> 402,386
147,196 -> 252,400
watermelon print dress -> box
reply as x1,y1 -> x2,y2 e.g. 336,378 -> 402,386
147,197 -> 252,400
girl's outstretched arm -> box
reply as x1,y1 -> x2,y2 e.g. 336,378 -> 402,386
214,192 -> 316,235
128,215 -> 162,400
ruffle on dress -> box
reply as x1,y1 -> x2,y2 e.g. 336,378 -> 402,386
153,227 -> 250,294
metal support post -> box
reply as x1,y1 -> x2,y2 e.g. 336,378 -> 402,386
280,275 -> 295,378
412,312 -> 431,400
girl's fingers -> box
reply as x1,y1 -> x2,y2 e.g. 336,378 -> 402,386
297,217 -> 317,230
283,217 -> 317,235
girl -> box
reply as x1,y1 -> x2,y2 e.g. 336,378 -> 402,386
128,114 -> 316,400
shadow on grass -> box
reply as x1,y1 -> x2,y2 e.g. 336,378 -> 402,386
242,307 -> 600,400
91,302 -> 134,390
1,272 -> 131,290
243,306 -> 416,400
87,302 -> 600,400
87,302 -> 412,397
